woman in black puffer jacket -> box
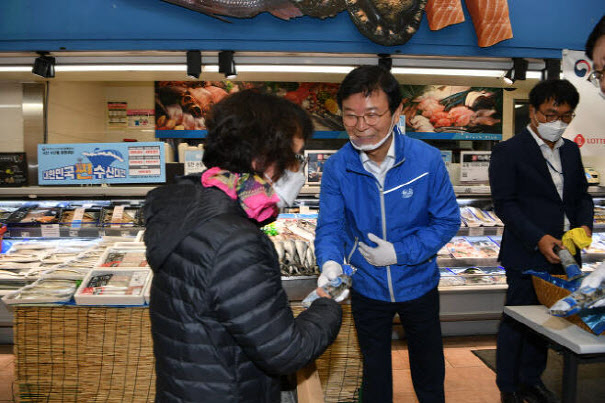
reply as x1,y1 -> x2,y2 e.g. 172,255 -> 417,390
144,90 -> 342,402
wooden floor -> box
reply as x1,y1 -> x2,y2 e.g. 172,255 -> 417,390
0,336 -> 500,402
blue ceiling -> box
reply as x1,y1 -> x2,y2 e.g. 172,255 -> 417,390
0,0 -> 603,58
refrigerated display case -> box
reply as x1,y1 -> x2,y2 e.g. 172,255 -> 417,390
1,185 -> 604,340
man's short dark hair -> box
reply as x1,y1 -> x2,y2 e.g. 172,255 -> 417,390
586,15 -> 605,60
529,79 -> 580,110
203,89 -> 312,178
337,65 -> 402,113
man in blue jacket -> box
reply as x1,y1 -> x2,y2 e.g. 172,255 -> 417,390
314,65 -> 460,403
489,79 -> 593,403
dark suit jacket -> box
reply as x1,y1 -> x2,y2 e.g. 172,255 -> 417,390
488,128 -> 594,272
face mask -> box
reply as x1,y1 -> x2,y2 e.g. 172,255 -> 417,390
535,119 -> 568,142
350,114 -> 396,151
268,169 -> 306,208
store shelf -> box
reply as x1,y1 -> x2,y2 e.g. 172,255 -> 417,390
438,257 -> 499,268
0,186 -> 155,198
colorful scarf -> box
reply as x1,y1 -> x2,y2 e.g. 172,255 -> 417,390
201,167 -> 279,222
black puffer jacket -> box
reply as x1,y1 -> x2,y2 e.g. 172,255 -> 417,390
144,175 -> 342,403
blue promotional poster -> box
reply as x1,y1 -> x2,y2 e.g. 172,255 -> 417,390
38,142 -> 166,185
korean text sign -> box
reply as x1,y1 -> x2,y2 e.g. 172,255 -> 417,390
38,142 -> 166,185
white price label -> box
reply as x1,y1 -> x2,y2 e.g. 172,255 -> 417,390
111,205 -> 125,228
468,227 -> 484,237
71,208 -> 85,229
41,224 -> 60,238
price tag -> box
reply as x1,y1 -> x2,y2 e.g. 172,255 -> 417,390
468,227 -> 484,236
41,224 -> 60,238
71,207 -> 85,229
184,150 -> 205,175
111,205 -> 125,228
299,205 -> 311,214
460,151 -> 491,185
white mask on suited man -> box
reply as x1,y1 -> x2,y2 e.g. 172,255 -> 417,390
271,169 -> 306,208
536,120 -> 568,143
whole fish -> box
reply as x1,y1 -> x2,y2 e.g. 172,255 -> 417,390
163,0 -> 303,20
290,0 -> 346,18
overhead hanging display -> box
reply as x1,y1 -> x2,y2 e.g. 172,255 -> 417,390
163,0 -> 512,47
156,81 -> 503,140
401,85 -> 503,140
155,81 -> 344,137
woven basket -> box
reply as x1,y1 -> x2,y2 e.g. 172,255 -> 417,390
14,304 -> 361,403
14,306 -> 156,403
292,303 -> 362,403
532,274 -> 604,335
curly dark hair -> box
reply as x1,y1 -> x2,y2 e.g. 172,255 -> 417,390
529,79 -> 579,110
586,15 -> 605,60
203,89 -> 313,179
337,65 -> 402,114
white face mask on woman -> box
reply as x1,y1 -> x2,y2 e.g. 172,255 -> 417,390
268,169 -> 306,208
536,120 -> 568,143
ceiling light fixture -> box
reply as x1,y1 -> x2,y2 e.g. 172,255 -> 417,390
218,51 -> 237,79
542,59 -> 561,80
503,69 -> 514,85
186,50 -> 201,79
56,64 -> 185,72
378,54 -> 392,71
503,57 -> 529,84
0,60 -> 544,78
32,52 -> 55,78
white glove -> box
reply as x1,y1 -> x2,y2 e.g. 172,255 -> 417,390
317,260 -> 343,288
359,233 -> 397,267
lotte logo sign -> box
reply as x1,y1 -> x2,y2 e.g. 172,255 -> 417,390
574,134 -> 586,147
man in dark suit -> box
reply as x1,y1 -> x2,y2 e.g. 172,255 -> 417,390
489,79 -> 594,403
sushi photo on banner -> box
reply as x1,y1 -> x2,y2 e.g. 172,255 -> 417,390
154,81 -> 344,138
399,85 -> 503,141
562,49 -> 605,182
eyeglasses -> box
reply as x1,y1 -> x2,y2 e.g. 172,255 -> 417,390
342,109 -> 390,127
294,153 -> 308,171
537,109 -> 576,124
587,67 -> 604,88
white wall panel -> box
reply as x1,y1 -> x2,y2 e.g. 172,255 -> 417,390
0,82 -> 23,152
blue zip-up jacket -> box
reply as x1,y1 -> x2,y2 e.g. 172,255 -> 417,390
315,132 -> 460,302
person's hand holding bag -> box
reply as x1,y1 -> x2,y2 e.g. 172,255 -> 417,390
359,233 -> 397,267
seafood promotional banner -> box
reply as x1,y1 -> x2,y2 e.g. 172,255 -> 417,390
562,49 -> 605,181
156,81 -> 502,141
155,81 -> 344,138
38,142 -> 166,185
401,85 -> 503,140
